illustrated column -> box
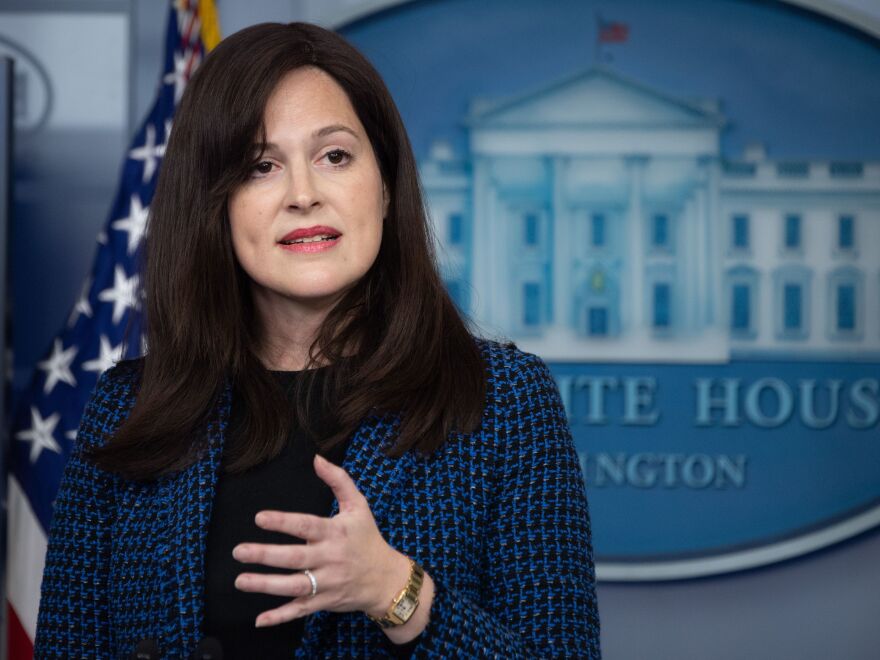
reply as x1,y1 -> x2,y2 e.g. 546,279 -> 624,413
682,192 -> 699,331
471,155 -> 496,328
699,154 -> 721,327
551,156 -> 571,332
625,155 -> 649,331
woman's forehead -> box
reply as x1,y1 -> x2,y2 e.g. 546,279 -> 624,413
262,67 -> 361,133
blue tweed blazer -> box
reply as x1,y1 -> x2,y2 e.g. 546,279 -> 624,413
35,339 -> 600,658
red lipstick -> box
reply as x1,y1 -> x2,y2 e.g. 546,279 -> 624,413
278,225 -> 342,253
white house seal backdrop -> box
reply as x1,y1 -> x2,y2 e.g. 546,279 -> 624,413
338,0 -> 880,580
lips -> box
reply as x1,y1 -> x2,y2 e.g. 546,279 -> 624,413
277,224 -> 342,254
278,225 -> 342,245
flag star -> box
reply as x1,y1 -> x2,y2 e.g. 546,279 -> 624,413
38,338 -> 78,394
65,429 -> 78,442
111,194 -> 149,255
82,335 -> 122,375
68,277 -> 93,327
97,230 -> 108,245
16,406 -> 62,464
163,119 -> 173,147
163,49 -> 188,103
98,266 -> 139,325
129,124 -> 165,183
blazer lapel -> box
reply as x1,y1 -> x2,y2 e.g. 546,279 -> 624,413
298,413 -> 416,656
337,413 -> 416,520
159,384 -> 229,654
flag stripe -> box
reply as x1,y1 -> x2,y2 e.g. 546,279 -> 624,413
14,446 -> 63,536
7,476 -> 47,642
599,21 -> 629,43
7,603 -> 34,660
198,0 -> 222,50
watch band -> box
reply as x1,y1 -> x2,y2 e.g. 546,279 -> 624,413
368,558 -> 425,629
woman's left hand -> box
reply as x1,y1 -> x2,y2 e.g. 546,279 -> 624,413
232,453 -> 413,628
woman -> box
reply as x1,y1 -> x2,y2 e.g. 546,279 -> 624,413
34,22 -> 601,659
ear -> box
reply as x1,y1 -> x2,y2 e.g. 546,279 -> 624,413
382,182 -> 390,218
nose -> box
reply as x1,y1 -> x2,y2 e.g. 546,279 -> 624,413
284,159 -> 321,211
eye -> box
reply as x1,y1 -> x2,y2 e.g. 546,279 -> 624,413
251,160 -> 274,175
323,149 -> 352,167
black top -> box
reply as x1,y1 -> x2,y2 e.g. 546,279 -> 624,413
203,367 -> 419,658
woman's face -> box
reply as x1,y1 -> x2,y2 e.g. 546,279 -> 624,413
228,66 -> 388,325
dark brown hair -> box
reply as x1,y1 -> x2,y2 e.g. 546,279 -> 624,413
90,22 -> 485,480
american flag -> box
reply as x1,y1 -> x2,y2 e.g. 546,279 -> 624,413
5,2 -> 219,657
598,18 -> 629,44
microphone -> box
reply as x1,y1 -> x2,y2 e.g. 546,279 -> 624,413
130,639 -> 161,659
191,637 -> 224,660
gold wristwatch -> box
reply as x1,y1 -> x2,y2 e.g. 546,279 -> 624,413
368,558 -> 425,628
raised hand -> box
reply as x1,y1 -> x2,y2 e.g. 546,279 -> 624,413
232,453 -> 417,629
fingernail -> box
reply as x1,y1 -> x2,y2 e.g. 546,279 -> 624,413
232,545 -> 244,560
255,617 -> 267,628
255,512 -> 266,525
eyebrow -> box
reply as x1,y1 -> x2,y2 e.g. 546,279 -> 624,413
255,124 -> 360,152
314,124 -> 359,139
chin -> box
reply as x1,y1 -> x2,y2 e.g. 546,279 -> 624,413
287,281 -> 358,305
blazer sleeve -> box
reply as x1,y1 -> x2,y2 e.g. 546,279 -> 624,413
414,350 -> 601,658
33,369 -> 122,658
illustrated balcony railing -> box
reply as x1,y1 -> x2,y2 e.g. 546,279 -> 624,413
721,160 -> 878,187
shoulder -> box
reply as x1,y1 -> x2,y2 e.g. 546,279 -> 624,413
94,357 -> 144,403
76,357 -> 145,451
473,336 -> 554,390
472,339 -> 574,472
471,337 -> 562,426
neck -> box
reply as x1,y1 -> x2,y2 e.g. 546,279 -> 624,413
252,289 -> 337,371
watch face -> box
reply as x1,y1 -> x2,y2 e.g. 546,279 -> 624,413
393,595 -> 417,621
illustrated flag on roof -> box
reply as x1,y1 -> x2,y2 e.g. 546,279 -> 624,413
5,2 -> 220,657
598,18 -> 629,44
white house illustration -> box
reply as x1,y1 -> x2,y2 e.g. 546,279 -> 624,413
420,67 -> 880,362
